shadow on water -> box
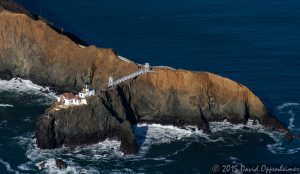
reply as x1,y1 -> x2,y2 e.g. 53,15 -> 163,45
132,125 -> 148,150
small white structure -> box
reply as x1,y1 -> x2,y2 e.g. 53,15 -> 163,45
79,85 -> 95,98
74,96 -> 81,105
56,96 -> 61,102
57,85 -> 94,106
70,95 -> 87,105
145,63 -> 150,71
57,93 -> 75,106
78,44 -> 86,48
108,77 -> 114,87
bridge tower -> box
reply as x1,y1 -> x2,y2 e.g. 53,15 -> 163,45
108,77 -> 114,86
145,63 -> 150,71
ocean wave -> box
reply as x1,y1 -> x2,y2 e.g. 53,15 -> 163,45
15,134 -> 121,173
276,102 -> 300,111
0,158 -> 20,174
0,104 -> 14,108
0,120 -> 18,132
209,119 -> 300,155
288,110 -> 295,130
14,120 -> 293,173
22,117 -> 32,123
133,124 -> 207,159
14,124 -> 207,173
267,141 -> 300,155
210,119 -> 278,137
35,158 -> 99,174
265,102 -> 300,154
0,78 -> 57,105
202,120 -> 298,155
134,124 -> 205,145
276,102 -> 299,132
229,156 -> 239,164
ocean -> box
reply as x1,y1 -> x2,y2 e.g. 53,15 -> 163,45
0,0 -> 300,173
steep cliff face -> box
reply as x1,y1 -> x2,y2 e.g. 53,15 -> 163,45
0,6 -> 287,153
116,69 -> 286,132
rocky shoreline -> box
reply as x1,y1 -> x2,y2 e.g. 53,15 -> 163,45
0,0 -> 287,154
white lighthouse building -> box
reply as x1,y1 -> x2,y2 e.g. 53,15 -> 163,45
79,85 -> 95,98
56,85 -> 94,106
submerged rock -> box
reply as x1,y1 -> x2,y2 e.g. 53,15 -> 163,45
37,158 -> 68,170
55,159 -> 67,169
37,161 -> 46,170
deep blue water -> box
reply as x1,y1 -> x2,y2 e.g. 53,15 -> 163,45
0,0 -> 300,173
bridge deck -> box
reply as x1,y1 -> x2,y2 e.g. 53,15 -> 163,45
108,69 -> 150,87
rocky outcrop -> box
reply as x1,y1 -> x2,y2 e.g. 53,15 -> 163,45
0,0 -> 33,17
55,159 -> 67,170
35,94 -> 138,154
0,2 -> 287,154
37,158 -> 68,170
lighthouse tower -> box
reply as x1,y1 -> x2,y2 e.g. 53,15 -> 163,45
108,77 -> 114,87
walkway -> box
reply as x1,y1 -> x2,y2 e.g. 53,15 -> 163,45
108,63 -> 151,87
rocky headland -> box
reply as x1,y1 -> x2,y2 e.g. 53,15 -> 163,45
0,0 -> 287,154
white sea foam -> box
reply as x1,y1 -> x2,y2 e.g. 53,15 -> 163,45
266,141 -> 300,155
135,121 -> 283,157
35,158 -> 99,174
133,123 -> 217,157
0,158 -> 20,174
22,117 -> 32,123
14,120 -> 294,173
0,104 -> 14,108
0,78 -> 39,91
229,156 -> 239,164
229,156 -> 238,161
266,134 -> 300,155
135,124 -> 200,145
15,134 -> 120,173
13,124 -> 207,172
210,119 -> 298,155
276,102 -> 300,111
66,139 -> 123,161
288,110 -> 295,130
210,119 -> 270,135
0,78 -> 57,104
276,102 -> 299,131
265,102 -> 300,154
17,163 -> 31,171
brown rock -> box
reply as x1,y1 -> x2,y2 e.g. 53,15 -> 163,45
0,0 -> 33,17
